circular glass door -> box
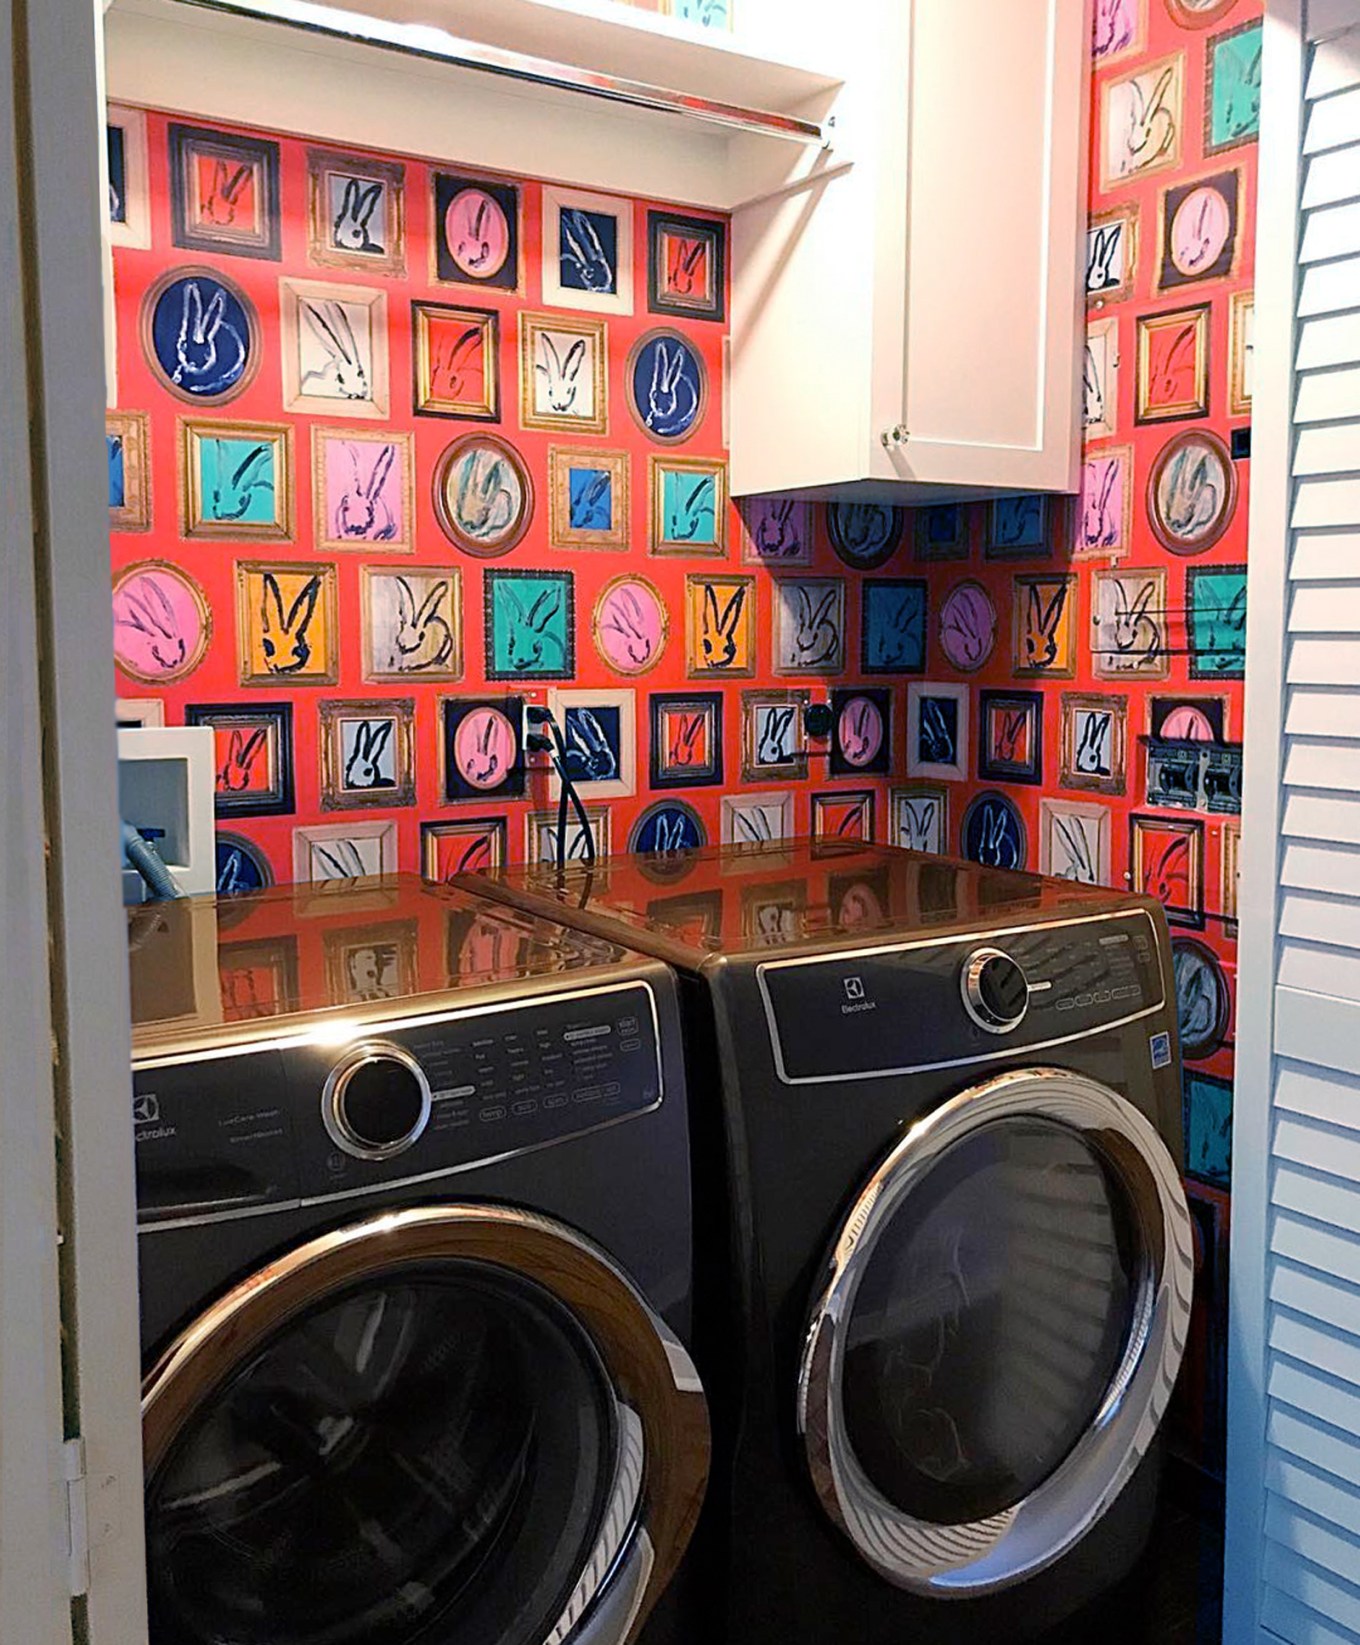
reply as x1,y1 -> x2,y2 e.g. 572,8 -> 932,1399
144,1207 -> 709,1645
798,1069 -> 1193,1596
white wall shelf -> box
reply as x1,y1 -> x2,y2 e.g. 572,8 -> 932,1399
105,0 -> 843,210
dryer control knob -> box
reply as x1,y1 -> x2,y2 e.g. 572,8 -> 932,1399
962,948 -> 1030,1035
323,1042 -> 433,1162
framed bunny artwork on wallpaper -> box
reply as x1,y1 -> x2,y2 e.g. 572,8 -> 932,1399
107,38 -> 1254,1488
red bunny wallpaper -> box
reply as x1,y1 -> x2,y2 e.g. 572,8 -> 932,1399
108,0 -> 1258,1475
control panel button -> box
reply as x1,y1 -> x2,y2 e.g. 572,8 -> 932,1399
323,1042 -> 432,1163
962,948 -> 1030,1035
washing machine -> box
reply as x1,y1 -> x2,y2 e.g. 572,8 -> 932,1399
461,840 -> 1195,1644
129,875 -> 710,1645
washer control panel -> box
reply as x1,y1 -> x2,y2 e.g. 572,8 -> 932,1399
758,912 -> 1165,1084
134,981 -> 661,1223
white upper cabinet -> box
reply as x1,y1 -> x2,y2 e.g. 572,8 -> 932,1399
106,0 -> 1087,503
731,0 -> 1091,501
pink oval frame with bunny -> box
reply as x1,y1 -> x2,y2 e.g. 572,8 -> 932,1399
593,576 -> 669,678
113,560 -> 213,684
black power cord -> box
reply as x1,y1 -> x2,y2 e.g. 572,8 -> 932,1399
525,706 -> 596,877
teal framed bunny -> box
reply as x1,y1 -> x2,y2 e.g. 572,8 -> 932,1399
181,420 -> 293,541
485,570 -> 575,681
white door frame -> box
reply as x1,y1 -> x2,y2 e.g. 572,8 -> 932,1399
1222,3 -> 1306,1640
3,1 -> 150,1640
0,0 -> 75,1634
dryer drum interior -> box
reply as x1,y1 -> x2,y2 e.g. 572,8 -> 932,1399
798,1067 -> 1194,1598
142,1205 -> 708,1645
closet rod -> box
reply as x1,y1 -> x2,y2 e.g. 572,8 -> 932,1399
170,0 -> 832,146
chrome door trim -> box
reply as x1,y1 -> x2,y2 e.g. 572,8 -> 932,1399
756,908 -> 1166,1085
143,1205 -> 709,1645
796,1067 -> 1194,1597
546,1405 -> 645,1645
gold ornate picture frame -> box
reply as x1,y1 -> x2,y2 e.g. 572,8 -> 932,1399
180,419 -> 294,541
549,447 -> 631,551
519,312 -> 608,436
319,698 -> 416,810
306,148 -> 406,277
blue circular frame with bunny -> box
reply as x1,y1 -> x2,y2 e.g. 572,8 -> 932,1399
627,329 -> 707,444
630,801 -> 707,855
214,832 -> 272,897
962,790 -> 1028,872
143,268 -> 260,404
827,501 -> 906,570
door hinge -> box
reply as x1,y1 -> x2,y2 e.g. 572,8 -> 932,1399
62,1437 -> 90,1599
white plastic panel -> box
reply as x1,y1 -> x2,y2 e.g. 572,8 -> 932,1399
1289,635 -> 1360,684
1291,475 -> 1360,528
1279,939 -> 1360,997
1289,584 -> 1360,630
1305,85 -> 1360,151
1280,840 -> 1360,894
1286,684 -> 1360,733
1283,739 -> 1360,789
1282,788 -> 1360,842
1308,29 -> 1360,94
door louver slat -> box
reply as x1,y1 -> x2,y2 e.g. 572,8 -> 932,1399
1268,122 -> 1360,1620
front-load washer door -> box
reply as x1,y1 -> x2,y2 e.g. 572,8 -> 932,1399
143,1207 -> 708,1645
798,1067 -> 1193,1598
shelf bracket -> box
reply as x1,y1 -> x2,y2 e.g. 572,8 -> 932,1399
169,0 -> 833,148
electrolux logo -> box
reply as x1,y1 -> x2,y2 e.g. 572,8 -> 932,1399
841,976 -> 877,1016
133,1090 -> 177,1142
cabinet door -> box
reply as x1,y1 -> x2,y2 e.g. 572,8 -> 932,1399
731,0 -> 1089,501
893,0 -> 1089,494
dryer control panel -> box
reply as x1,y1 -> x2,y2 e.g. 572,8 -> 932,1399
134,981 -> 662,1224
757,912 -> 1165,1084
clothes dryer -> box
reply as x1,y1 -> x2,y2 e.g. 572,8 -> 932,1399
462,841 -> 1193,1644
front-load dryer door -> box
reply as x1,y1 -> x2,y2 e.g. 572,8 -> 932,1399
142,1206 -> 708,1645
798,1067 -> 1193,1598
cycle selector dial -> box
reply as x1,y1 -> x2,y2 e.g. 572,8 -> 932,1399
962,948 -> 1030,1035
323,1042 -> 433,1162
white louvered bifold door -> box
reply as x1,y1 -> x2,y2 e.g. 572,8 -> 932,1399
1228,5 -> 1360,1642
